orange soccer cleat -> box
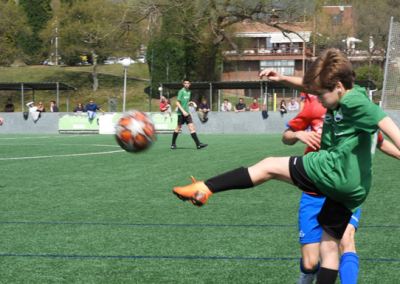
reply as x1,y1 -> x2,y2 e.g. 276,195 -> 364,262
173,176 -> 213,206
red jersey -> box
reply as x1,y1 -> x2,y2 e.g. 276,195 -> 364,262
250,103 -> 260,110
287,100 -> 326,155
300,93 -> 317,109
159,101 -> 169,112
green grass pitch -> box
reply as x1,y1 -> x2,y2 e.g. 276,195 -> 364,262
0,133 -> 399,283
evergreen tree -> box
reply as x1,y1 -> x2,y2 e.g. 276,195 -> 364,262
19,0 -> 52,62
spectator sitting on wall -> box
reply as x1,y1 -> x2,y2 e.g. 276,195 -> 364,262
234,98 -> 246,113
73,103 -> 85,113
4,99 -> 14,112
37,101 -> 45,112
198,99 -> 210,121
288,98 -> 299,111
50,101 -> 59,112
249,98 -> 260,111
189,101 -> 197,113
86,99 -> 105,119
26,101 -> 37,113
280,99 -> 287,117
221,99 -> 232,112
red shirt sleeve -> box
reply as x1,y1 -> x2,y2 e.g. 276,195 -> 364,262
377,132 -> 384,143
287,104 -> 314,131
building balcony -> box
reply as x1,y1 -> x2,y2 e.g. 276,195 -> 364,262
223,47 -> 310,60
223,47 -> 386,62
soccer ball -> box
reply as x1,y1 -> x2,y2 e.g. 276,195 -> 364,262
115,110 -> 156,153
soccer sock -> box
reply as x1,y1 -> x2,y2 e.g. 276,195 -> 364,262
204,167 -> 254,193
300,257 -> 320,274
339,252 -> 359,284
191,132 -> 200,145
316,267 -> 338,284
172,132 -> 179,145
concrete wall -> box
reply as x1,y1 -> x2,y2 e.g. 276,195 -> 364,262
0,112 -> 60,134
1,110 -> 400,135
181,111 -> 298,134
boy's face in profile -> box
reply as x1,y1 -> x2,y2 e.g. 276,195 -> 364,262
316,87 -> 342,110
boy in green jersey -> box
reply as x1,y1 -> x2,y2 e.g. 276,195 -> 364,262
172,50 -> 400,283
171,78 -> 207,150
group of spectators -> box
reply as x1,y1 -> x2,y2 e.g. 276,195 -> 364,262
3,98 -> 105,115
160,96 -> 302,116
223,98 -> 262,113
279,97 -> 300,116
25,100 -> 59,113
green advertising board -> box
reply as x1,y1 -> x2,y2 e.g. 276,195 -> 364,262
59,113 -> 101,133
60,113 -> 179,134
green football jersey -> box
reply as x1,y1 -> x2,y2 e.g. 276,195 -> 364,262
303,88 -> 387,213
177,88 -> 191,115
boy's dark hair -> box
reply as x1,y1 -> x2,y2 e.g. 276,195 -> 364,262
183,78 -> 191,83
224,99 -> 228,102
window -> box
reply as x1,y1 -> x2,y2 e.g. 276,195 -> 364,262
266,37 -> 273,48
260,60 -> 295,75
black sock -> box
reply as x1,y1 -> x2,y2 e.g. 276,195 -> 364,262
204,167 -> 254,193
172,132 -> 179,145
191,132 -> 200,145
316,267 -> 338,284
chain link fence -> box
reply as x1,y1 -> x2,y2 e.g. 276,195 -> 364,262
381,17 -> 400,110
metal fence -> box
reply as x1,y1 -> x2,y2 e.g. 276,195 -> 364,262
381,17 -> 400,110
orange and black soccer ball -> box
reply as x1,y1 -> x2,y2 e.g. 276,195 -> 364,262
115,110 -> 156,153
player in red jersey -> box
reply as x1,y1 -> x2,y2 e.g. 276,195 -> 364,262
299,92 -> 318,111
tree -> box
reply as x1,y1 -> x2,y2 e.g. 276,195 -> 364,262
352,0 -> 400,81
53,0 -> 144,91
143,0 -> 311,101
19,0 -> 52,63
0,1 -> 32,66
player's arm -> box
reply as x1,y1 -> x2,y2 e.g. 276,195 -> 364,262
176,101 -> 188,116
259,69 -> 310,94
378,117 -> 400,151
377,139 -> 400,160
282,128 -> 321,150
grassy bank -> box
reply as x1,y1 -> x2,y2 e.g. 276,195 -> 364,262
0,64 -> 159,112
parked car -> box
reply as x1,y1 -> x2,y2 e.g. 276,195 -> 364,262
136,55 -> 146,63
75,60 -> 90,66
43,60 -> 54,66
103,56 -> 118,64
117,57 -> 136,64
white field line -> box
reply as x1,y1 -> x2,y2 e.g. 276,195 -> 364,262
0,144 -> 119,147
0,150 -> 125,160
0,135 -> 90,140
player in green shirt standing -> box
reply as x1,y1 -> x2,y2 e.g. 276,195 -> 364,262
171,78 -> 207,150
172,50 -> 400,283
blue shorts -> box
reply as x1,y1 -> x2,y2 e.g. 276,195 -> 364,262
298,193 -> 362,244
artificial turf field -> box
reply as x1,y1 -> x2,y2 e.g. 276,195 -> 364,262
0,133 -> 399,283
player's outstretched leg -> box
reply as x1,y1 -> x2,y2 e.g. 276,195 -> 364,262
173,157 -> 292,206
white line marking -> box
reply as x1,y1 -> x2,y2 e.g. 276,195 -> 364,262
0,144 -> 119,147
0,150 -> 125,160
0,135 -> 90,140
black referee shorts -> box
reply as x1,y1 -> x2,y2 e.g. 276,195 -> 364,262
177,115 -> 193,125
289,156 -> 353,239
